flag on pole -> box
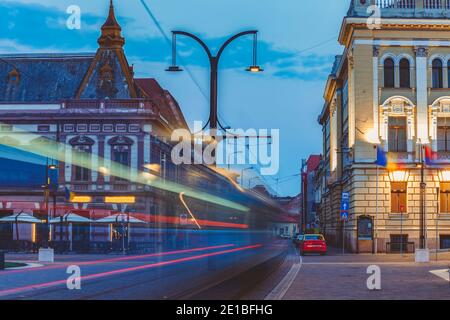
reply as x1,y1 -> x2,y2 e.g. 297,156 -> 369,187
425,145 -> 437,166
375,146 -> 387,167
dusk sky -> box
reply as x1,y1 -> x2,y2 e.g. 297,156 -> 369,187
0,0 -> 350,196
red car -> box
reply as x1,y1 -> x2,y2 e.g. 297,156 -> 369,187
299,234 -> 327,255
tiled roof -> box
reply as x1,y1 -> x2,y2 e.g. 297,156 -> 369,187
0,53 -> 95,102
135,78 -> 189,130
306,155 -> 322,173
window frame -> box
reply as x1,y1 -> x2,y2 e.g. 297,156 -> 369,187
391,182 -> 407,214
399,58 -> 410,88
432,59 -> 444,89
388,116 -> 407,153
384,58 -> 395,88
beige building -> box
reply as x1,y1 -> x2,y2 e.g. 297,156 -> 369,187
316,0 -> 450,253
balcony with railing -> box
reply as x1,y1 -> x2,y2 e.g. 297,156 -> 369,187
350,0 -> 450,18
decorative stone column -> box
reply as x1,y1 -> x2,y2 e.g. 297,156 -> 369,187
415,46 -> 429,144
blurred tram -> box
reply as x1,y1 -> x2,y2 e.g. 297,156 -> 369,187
0,144 -> 284,258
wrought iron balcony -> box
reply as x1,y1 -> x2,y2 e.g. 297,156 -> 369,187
350,0 -> 450,17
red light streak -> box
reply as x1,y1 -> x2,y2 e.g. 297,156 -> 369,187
0,244 -> 235,276
0,244 -> 263,298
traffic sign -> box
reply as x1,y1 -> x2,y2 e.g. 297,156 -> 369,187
341,192 -> 350,221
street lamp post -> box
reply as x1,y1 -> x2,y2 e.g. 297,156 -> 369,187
43,158 -> 57,248
166,30 -> 263,133
418,144 -> 426,249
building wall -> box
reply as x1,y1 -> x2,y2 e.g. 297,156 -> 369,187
317,3 -> 450,252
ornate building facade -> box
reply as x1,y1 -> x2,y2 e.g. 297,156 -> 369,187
0,1 -> 251,250
316,0 -> 450,253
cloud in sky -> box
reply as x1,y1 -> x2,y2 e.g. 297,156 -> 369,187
0,0 -> 350,196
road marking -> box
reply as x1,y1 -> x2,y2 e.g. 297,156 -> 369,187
5,262 -> 43,270
429,269 -> 450,282
264,253 -> 302,300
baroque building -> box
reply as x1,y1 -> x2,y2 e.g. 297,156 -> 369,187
316,0 -> 450,253
0,1 -> 253,251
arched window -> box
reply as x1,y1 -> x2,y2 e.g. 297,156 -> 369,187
447,59 -> 450,88
432,59 -> 443,88
399,58 -> 410,88
384,58 -> 395,88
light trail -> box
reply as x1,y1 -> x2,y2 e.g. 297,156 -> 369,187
179,192 -> 202,229
0,125 -> 249,212
0,244 -> 263,298
0,244 -> 235,276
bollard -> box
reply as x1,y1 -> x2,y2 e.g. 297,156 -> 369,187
0,251 -> 5,270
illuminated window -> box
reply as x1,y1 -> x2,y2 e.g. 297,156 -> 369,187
391,182 -> 407,214
440,183 -> 450,214
437,117 -> 450,152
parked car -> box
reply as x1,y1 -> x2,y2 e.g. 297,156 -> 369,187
299,234 -> 327,256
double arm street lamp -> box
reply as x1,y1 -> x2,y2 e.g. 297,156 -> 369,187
166,30 -> 263,133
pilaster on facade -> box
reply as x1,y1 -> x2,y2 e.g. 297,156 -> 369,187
415,46 -> 430,144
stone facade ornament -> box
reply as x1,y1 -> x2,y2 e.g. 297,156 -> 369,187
373,45 -> 380,57
414,46 -> 429,57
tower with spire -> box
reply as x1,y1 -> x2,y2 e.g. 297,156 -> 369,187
97,0 -> 125,48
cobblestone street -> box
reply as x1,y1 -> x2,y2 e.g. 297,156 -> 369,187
282,247 -> 450,300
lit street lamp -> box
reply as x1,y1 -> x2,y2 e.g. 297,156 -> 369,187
166,30 -> 263,133
42,158 -> 57,248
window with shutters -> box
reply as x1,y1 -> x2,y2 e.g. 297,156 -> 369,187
440,183 -> 450,214
391,182 -> 407,214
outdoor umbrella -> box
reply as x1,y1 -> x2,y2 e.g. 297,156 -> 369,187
95,213 -> 146,254
49,212 -> 92,252
49,212 -> 92,224
0,211 -> 43,241
95,213 -> 146,224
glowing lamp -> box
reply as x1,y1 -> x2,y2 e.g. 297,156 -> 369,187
388,170 -> 410,182
104,196 -> 136,204
438,170 -> 450,182
70,195 -> 92,203
246,65 -> 264,73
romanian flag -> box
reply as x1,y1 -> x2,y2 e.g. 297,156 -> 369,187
425,146 -> 437,166
375,146 -> 387,167
375,146 -> 407,169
